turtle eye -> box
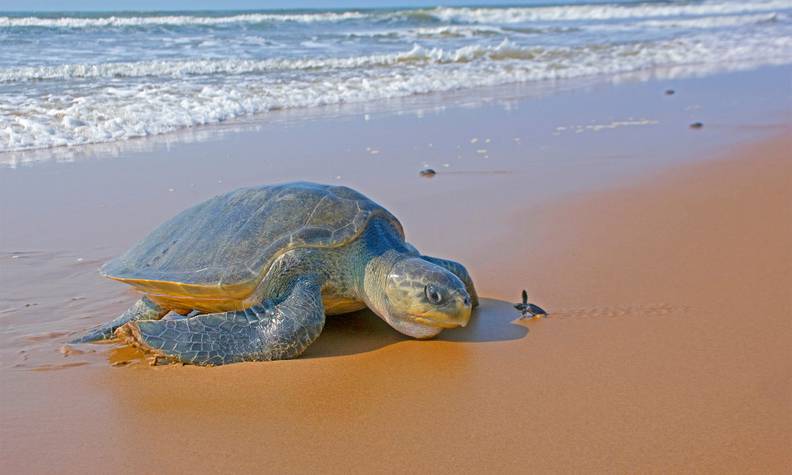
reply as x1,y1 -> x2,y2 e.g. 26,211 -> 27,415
425,284 -> 443,304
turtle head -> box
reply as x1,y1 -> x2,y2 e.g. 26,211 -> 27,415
367,256 -> 472,339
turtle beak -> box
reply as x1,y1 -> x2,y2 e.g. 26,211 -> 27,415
458,299 -> 472,327
414,296 -> 471,328
459,294 -> 473,327
413,298 -> 471,328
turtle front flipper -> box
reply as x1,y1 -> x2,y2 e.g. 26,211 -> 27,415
421,255 -> 479,308
70,296 -> 168,344
116,276 -> 326,366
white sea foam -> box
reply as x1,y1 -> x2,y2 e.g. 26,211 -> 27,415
426,0 -> 792,24
3,33 -> 791,153
2,0 -> 791,155
0,11 -> 367,28
3,1 -> 790,29
0,42 -> 561,82
343,25 -> 510,40
341,24 -> 581,41
590,12 -> 783,31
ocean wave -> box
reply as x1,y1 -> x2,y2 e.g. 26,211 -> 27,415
3,1 -> 791,29
586,12 -> 784,31
343,25 -> 509,40
341,12 -> 781,42
0,11 -> 367,28
0,41 -> 561,82
342,24 -> 582,40
3,33 -> 791,153
425,1 -> 792,24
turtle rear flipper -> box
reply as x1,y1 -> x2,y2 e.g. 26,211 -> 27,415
70,296 -> 167,344
116,276 -> 325,366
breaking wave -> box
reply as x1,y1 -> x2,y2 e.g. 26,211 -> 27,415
3,1 -> 790,28
2,0 -> 791,153
3,34 -> 791,152
0,11 -> 367,28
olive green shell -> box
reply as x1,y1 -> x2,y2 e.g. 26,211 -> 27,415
100,182 -> 403,290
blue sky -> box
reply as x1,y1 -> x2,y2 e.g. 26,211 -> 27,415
0,0 -> 546,12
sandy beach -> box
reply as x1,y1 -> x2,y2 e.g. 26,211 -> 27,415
1,64 -> 791,473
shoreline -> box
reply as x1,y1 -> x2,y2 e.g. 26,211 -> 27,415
3,63 -> 790,167
1,65 -> 790,473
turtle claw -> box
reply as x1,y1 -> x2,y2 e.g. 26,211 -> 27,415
116,320 -> 169,352
114,321 -> 135,342
116,321 -> 187,366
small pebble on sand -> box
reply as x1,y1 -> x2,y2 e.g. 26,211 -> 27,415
60,345 -> 85,357
419,168 -> 436,178
689,122 -> 703,129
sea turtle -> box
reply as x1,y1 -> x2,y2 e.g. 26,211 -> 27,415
71,182 -> 478,366
514,290 -> 547,319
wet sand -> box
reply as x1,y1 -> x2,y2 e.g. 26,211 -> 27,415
1,67 -> 791,473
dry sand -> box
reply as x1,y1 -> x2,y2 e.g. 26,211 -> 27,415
1,68 -> 791,473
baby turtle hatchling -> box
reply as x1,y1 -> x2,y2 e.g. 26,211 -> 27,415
515,290 -> 547,319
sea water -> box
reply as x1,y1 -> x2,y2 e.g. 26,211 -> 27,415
1,0 -> 791,152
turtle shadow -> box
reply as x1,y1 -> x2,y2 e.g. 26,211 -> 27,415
303,298 -> 528,359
